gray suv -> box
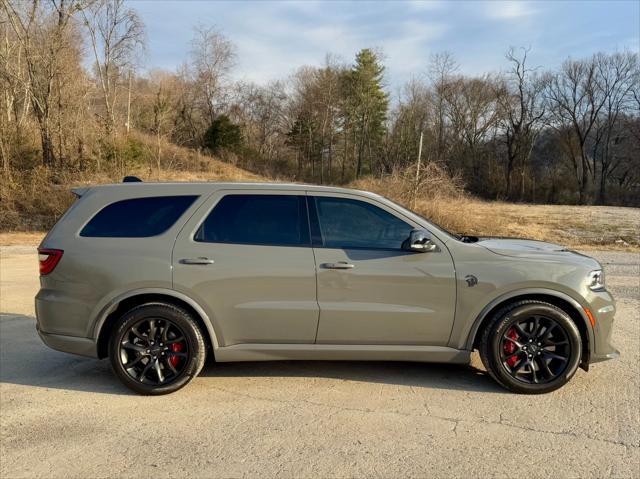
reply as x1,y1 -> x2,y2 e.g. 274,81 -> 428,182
36,180 -> 619,395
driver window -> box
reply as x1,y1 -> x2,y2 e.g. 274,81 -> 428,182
313,196 -> 413,250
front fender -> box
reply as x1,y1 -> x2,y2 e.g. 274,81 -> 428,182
455,287 -> 595,352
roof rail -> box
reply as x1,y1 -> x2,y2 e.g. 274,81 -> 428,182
123,176 -> 143,183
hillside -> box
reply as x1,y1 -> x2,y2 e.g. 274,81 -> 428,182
0,133 -> 264,232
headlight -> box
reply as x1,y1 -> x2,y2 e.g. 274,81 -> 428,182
588,270 -> 605,291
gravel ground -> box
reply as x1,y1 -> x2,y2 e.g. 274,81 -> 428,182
1,246 -> 638,478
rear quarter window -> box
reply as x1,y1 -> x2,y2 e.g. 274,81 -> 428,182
80,196 -> 198,238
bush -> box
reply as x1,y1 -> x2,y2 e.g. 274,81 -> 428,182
349,162 -> 470,234
203,115 -> 242,153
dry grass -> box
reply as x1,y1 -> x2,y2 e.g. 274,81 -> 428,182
351,173 -> 640,252
419,199 -> 639,251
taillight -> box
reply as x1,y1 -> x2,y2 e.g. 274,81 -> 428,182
38,248 -> 64,275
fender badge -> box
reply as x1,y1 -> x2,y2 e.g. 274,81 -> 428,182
465,275 -> 478,287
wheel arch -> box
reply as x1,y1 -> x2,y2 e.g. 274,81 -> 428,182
94,288 -> 219,359
467,289 -> 593,368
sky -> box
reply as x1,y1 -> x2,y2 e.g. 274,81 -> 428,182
130,0 -> 640,92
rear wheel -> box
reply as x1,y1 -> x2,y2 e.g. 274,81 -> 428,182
479,300 -> 582,394
108,302 -> 206,395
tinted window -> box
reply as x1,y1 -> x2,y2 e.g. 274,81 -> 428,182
81,196 -> 197,238
195,195 -> 309,246
314,197 -> 412,249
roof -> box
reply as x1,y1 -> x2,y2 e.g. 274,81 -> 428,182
84,181 -> 384,199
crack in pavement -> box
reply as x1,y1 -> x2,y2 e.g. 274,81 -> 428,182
206,384 -> 640,449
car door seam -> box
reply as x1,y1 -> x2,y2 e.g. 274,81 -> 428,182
170,189 -> 219,289
306,193 -> 322,344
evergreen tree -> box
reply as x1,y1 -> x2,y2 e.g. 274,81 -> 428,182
203,115 -> 242,153
344,49 -> 389,177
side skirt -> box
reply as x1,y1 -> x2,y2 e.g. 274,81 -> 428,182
214,343 -> 471,364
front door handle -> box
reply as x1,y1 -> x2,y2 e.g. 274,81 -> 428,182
180,257 -> 215,265
323,261 -> 355,270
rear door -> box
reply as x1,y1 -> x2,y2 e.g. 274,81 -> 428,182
309,193 -> 456,346
172,189 -> 319,346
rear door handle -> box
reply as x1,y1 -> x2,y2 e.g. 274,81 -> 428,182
179,257 -> 215,265
323,261 -> 355,270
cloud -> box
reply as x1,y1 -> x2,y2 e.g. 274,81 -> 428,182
406,0 -> 446,11
228,6 -> 360,84
485,1 -> 538,20
132,0 -> 637,91
382,20 -> 450,78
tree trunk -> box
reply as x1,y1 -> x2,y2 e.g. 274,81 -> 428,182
39,121 -> 55,166
505,153 -> 515,199
157,130 -> 162,179
307,126 -> 314,179
0,137 -> 9,176
341,126 -> 348,182
327,131 -> 333,183
126,69 -> 132,137
356,131 -> 365,179
597,168 -> 607,205
579,151 -> 589,204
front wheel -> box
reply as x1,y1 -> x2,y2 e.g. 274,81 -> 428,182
479,300 -> 582,394
108,302 -> 206,395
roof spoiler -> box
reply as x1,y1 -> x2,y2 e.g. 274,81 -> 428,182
71,187 -> 89,198
123,176 -> 143,183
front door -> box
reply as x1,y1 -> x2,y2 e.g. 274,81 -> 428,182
173,190 -> 319,346
309,193 -> 456,346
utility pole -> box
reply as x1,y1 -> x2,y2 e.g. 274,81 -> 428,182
413,131 -> 423,208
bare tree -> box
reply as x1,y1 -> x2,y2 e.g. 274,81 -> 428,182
188,25 -> 235,127
428,52 -> 457,165
149,71 -> 175,176
589,51 -> 638,203
497,47 -> 546,199
3,0 -> 81,166
545,55 -> 609,203
288,66 -> 320,178
313,57 -> 342,183
384,78 -> 430,173
0,19 -> 26,174
81,0 -> 144,134
285,60 -> 348,183
443,75 -> 501,183
172,63 -> 203,147
232,80 -> 288,166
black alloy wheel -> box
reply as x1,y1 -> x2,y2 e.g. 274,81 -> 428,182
109,302 -> 206,395
119,317 -> 189,386
499,314 -> 571,384
479,300 -> 582,394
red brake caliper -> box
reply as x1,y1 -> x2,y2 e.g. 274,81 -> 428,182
169,342 -> 183,367
504,327 -> 519,367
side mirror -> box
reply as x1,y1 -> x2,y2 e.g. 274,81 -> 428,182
402,229 -> 437,253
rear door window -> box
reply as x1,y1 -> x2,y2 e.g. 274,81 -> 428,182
80,196 -> 198,238
195,194 -> 309,246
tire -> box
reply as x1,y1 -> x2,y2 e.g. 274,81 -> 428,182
108,302 -> 206,395
479,300 -> 582,394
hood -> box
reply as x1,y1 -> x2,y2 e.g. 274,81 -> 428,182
478,238 -> 569,257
